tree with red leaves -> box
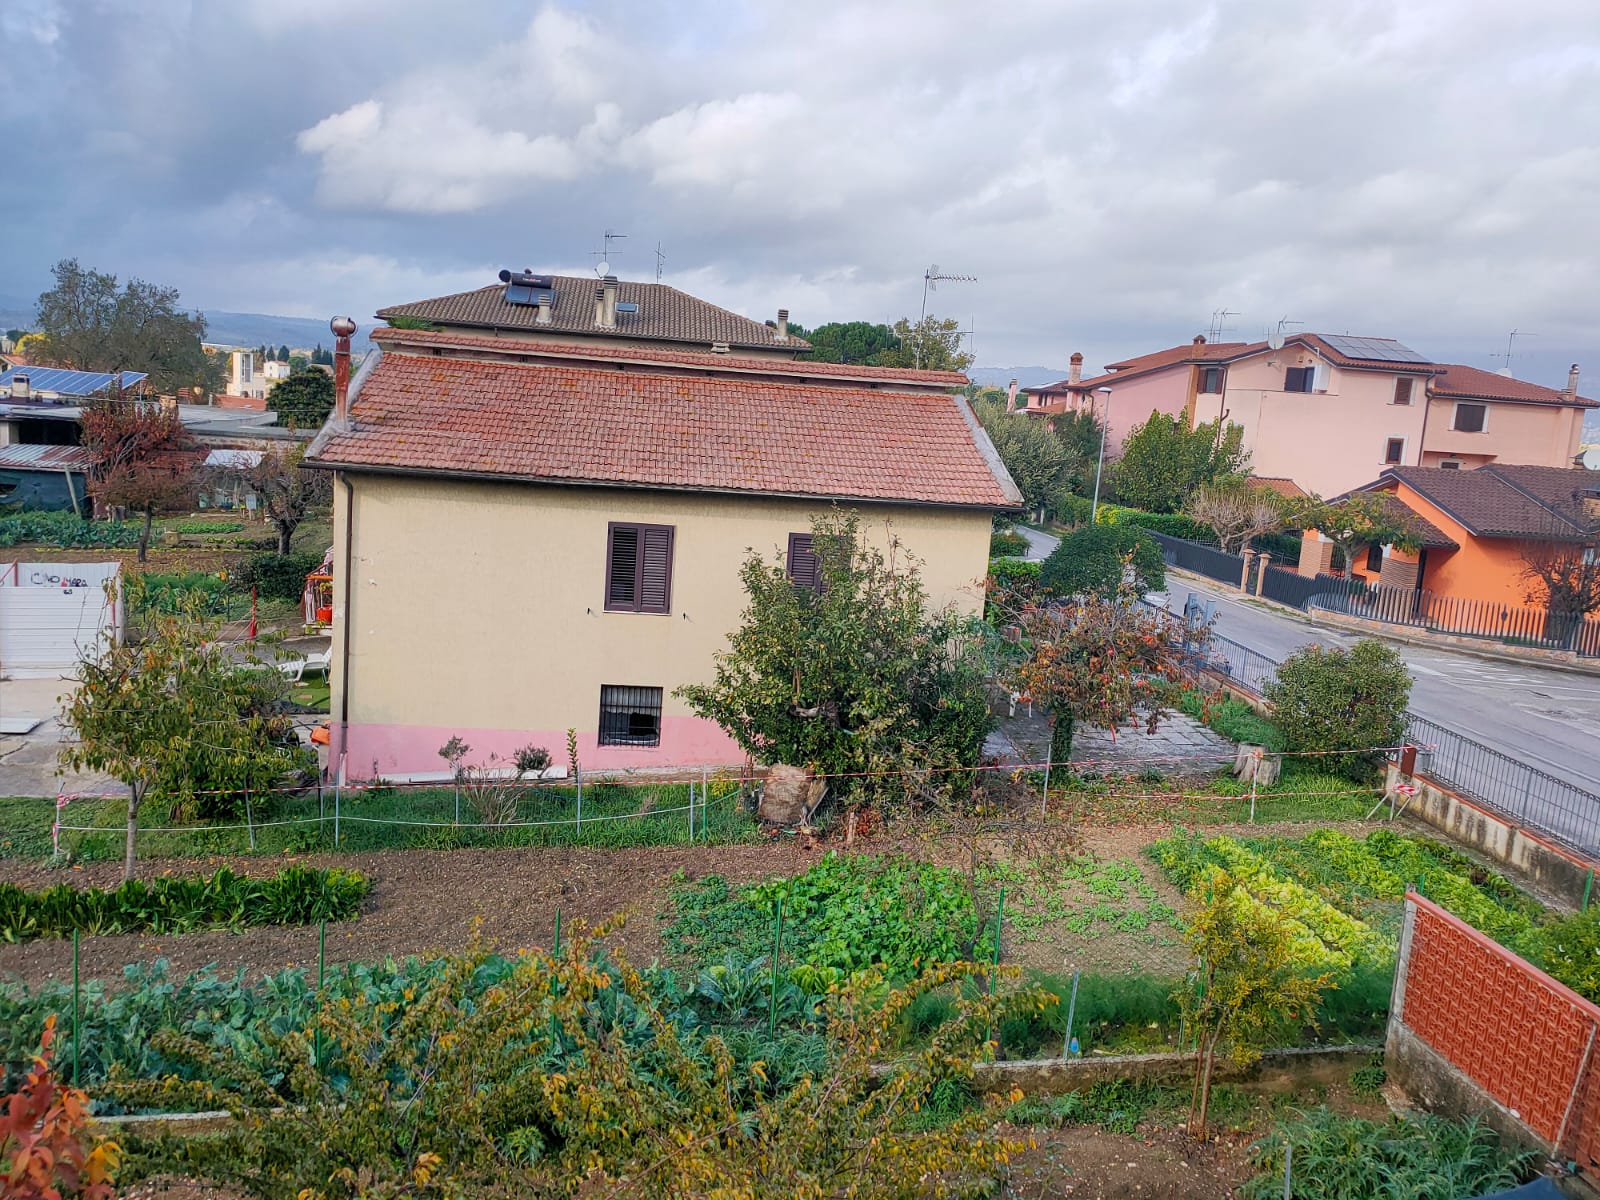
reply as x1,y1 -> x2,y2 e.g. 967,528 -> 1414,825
79,391 -> 201,562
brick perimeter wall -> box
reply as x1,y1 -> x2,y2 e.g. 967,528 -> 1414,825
1393,894 -> 1600,1166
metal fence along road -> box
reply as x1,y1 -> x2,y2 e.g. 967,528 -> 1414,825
1150,597 -> 1600,855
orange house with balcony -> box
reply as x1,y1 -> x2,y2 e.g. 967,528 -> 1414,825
1300,464 -> 1600,610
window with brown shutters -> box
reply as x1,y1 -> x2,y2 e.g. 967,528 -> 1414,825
1453,403 -> 1487,433
1198,366 -> 1224,394
1393,377 -> 1414,406
1283,366 -> 1315,393
605,522 -> 674,613
787,532 -> 821,592
1384,437 -> 1405,465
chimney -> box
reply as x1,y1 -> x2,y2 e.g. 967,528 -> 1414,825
1005,378 -> 1019,412
11,373 -> 29,401
330,316 -> 356,424
594,284 -> 608,328
1193,334 -> 1206,345
535,292 -> 553,325
1566,363 -> 1581,403
602,275 -> 619,328
776,308 -> 789,342
1067,351 -> 1083,386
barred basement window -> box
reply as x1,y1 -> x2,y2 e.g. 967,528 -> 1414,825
598,685 -> 663,747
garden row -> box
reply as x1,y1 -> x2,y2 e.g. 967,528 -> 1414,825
1149,827 -> 1600,1001
0,866 -> 367,943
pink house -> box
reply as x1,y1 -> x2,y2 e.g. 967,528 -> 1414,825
1027,334 -> 1594,498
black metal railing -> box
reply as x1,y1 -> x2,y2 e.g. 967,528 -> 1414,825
1309,582 -> 1600,657
1144,529 -> 1246,587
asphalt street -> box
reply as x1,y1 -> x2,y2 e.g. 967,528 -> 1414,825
1017,525 -> 1600,796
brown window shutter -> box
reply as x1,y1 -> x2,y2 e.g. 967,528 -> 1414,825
606,524 -> 640,610
1393,377 -> 1413,405
787,532 -> 819,591
639,525 -> 674,613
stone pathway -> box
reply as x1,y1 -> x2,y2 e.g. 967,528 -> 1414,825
983,701 -> 1234,776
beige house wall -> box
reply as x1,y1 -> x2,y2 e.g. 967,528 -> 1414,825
327,473 -> 993,777
1419,397 -> 1584,468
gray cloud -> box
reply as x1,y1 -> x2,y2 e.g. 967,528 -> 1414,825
2,0 -> 1597,390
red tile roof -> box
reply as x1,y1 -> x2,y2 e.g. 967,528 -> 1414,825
1246,476 -> 1308,499
369,327 -> 968,387
1429,364 -> 1596,408
306,349 -> 1021,509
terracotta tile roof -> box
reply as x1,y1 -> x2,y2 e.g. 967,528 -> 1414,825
1385,465 -> 1600,540
306,350 -> 1022,509
1246,476 -> 1308,499
1428,364 -> 1596,408
1369,491 -> 1460,549
376,275 -> 809,353
368,327 -> 968,387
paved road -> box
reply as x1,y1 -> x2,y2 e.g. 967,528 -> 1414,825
1021,526 -> 1600,797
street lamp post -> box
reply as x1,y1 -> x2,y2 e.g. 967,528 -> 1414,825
1090,386 -> 1113,519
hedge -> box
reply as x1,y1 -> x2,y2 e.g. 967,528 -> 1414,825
990,530 -> 1029,557
0,865 -> 368,942
231,550 -> 325,600
1095,503 -> 1215,542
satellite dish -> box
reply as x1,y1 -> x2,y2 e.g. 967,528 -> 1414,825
595,260 -> 609,277
1267,328 -> 1284,350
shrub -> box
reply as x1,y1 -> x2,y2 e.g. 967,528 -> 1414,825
1052,492 -> 1094,528
1539,907 -> 1600,1001
989,529 -> 1029,557
1243,1107 -> 1537,1200
1264,640 -> 1411,781
172,519 -> 244,534
514,744 -> 551,774
1039,522 -> 1165,599
230,549 -> 324,600
0,866 -> 367,942
987,557 -> 1043,621
0,510 -> 142,549
0,1016 -> 119,1199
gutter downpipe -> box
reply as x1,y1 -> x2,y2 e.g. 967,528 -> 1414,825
329,316 -> 359,783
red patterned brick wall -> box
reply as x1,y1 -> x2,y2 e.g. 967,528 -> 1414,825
1399,894 -> 1600,1163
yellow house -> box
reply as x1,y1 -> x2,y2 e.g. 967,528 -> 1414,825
304,291 -> 1020,779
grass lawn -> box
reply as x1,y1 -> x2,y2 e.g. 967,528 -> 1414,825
289,678 -> 331,709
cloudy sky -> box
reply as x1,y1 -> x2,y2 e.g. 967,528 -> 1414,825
3,0 -> 1597,389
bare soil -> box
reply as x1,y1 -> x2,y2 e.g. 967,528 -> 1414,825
0,841 -> 823,987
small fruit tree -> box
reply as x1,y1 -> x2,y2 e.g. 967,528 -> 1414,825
1008,573 -> 1193,766
1177,868 -> 1333,1139
60,581 -> 305,880
678,511 -> 991,811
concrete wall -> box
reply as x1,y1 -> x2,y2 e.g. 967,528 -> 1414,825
328,474 -> 994,777
1385,762 -> 1594,909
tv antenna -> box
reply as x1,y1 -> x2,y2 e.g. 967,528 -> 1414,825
655,241 -> 666,284
592,229 -> 627,277
918,264 -> 978,368
1267,315 -> 1302,351
1206,308 -> 1239,343
1490,328 -> 1532,375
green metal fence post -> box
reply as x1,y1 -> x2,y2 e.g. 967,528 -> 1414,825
71,929 -> 80,1086
688,780 -> 695,841
575,766 -> 583,834
553,906 -> 562,956
986,887 -> 1005,1046
1585,870 -> 1594,912
702,768 -> 710,841
315,919 -> 326,1068
768,895 -> 785,1039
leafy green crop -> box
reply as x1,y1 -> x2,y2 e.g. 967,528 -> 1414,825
0,865 -> 367,942
663,853 -> 983,976
0,510 -> 143,548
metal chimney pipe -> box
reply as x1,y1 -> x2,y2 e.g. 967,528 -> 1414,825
330,317 -> 357,424
1566,364 -> 1581,403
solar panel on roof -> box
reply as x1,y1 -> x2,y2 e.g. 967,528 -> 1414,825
505,285 -> 555,307
0,367 -> 147,395
615,302 -> 638,314
1320,334 -> 1428,364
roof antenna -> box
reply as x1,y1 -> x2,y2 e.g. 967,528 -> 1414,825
1489,329 -> 1532,377
655,241 -> 666,284
592,229 -> 627,277
1267,315 -> 1302,351
1206,308 -> 1239,343
918,264 -> 977,367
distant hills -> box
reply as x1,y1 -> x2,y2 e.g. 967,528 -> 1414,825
967,366 -> 1065,390
200,311 -> 374,352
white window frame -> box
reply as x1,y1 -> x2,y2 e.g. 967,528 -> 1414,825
1450,401 -> 1488,433
1382,436 -> 1407,466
